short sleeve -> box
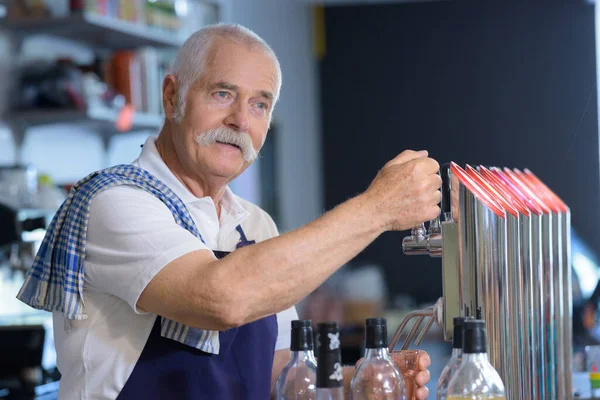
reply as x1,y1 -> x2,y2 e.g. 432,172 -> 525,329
84,185 -> 210,312
275,306 -> 299,350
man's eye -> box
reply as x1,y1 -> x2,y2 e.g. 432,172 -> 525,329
256,102 -> 267,110
215,91 -> 230,99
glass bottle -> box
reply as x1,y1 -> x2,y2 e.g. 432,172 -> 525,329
275,320 -> 318,400
437,317 -> 468,400
446,319 -> 506,400
350,317 -> 404,399
316,321 -> 345,400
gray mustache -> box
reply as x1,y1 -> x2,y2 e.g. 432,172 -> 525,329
195,127 -> 258,162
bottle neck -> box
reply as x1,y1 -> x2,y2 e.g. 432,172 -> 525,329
461,351 -> 489,366
364,347 -> 392,360
290,349 -> 317,363
450,348 -> 462,360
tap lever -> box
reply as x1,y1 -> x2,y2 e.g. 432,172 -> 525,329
428,216 -> 441,235
402,223 -> 429,255
388,298 -> 444,351
441,163 -> 452,221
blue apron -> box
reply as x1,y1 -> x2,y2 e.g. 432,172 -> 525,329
116,225 -> 278,399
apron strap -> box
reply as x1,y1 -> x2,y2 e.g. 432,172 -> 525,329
235,225 -> 256,249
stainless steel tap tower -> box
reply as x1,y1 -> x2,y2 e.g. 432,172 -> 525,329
388,163 -> 572,400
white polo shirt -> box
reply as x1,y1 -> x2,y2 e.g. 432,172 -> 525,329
52,136 -> 298,399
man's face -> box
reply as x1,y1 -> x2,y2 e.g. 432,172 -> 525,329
171,38 -> 278,182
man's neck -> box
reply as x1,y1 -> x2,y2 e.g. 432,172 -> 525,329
156,124 -> 228,216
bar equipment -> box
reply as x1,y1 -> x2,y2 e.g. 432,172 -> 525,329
388,162 -> 573,400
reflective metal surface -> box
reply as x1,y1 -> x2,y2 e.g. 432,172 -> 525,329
395,162 -> 573,400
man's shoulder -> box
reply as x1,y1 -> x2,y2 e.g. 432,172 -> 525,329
88,183 -> 173,228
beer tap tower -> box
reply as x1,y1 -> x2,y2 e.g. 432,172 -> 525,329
388,163 -> 572,400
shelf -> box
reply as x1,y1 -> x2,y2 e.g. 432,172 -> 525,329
9,107 -> 164,132
0,12 -> 184,49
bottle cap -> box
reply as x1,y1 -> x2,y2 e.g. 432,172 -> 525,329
462,319 -> 487,354
291,320 -> 313,351
365,317 -> 388,348
452,317 -> 468,350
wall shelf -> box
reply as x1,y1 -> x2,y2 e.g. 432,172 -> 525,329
0,12 -> 184,50
9,107 -> 163,131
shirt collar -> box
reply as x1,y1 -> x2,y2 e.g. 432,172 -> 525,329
136,136 -> 249,223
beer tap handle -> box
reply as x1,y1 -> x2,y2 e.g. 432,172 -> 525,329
441,163 -> 452,222
412,223 -> 427,239
402,223 -> 429,255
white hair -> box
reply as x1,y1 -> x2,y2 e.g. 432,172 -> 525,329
171,23 -> 282,124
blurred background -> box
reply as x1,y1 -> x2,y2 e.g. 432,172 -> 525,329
1,0 -> 600,398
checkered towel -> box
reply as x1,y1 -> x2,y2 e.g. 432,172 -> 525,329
16,164 -> 221,354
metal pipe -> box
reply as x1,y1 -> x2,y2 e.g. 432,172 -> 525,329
503,211 -> 522,399
502,168 -> 555,399
414,316 -> 435,346
522,168 -> 573,399
563,208 -> 573,400
469,165 -> 522,400
387,307 -> 435,352
551,210 -> 565,400
480,166 -> 534,399
402,316 -> 425,350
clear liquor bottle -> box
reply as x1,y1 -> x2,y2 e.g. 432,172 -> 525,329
446,319 -> 506,400
436,317 -> 468,400
275,320 -> 318,399
316,321 -> 345,400
350,318 -> 404,399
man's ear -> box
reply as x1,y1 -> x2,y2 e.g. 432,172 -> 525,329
162,74 -> 179,122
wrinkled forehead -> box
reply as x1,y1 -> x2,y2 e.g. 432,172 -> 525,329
202,38 -> 280,97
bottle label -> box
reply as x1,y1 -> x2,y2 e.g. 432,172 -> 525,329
329,362 -> 343,381
316,328 -> 344,388
328,333 -> 340,350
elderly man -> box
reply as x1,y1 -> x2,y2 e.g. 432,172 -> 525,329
17,24 -> 441,399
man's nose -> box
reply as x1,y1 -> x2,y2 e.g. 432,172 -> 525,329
224,102 -> 250,132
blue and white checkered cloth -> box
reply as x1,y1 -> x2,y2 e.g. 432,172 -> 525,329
16,164 -> 221,354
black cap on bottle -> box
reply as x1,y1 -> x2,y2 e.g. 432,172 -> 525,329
452,317 -> 467,349
290,320 -> 313,351
316,321 -> 343,388
462,319 -> 487,354
365,318 -> 388,348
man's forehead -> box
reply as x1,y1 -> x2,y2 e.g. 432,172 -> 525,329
206,40 -> 279,93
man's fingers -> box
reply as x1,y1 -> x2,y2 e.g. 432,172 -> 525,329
415,369 -> 430,387
387,149 -> 428,167
416,386 -> 430,400
418,351 -> 431,370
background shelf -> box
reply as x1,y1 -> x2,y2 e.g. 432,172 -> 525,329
0,12 -> 184,49
9,107 -> 163,132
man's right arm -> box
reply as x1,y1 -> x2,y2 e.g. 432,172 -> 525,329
137,150 -> 442,330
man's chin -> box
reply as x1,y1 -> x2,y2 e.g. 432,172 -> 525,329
208,161 -> 248,179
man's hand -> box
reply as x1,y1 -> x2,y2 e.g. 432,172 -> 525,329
390,350 -> 431,400
363,150 -> 442,232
